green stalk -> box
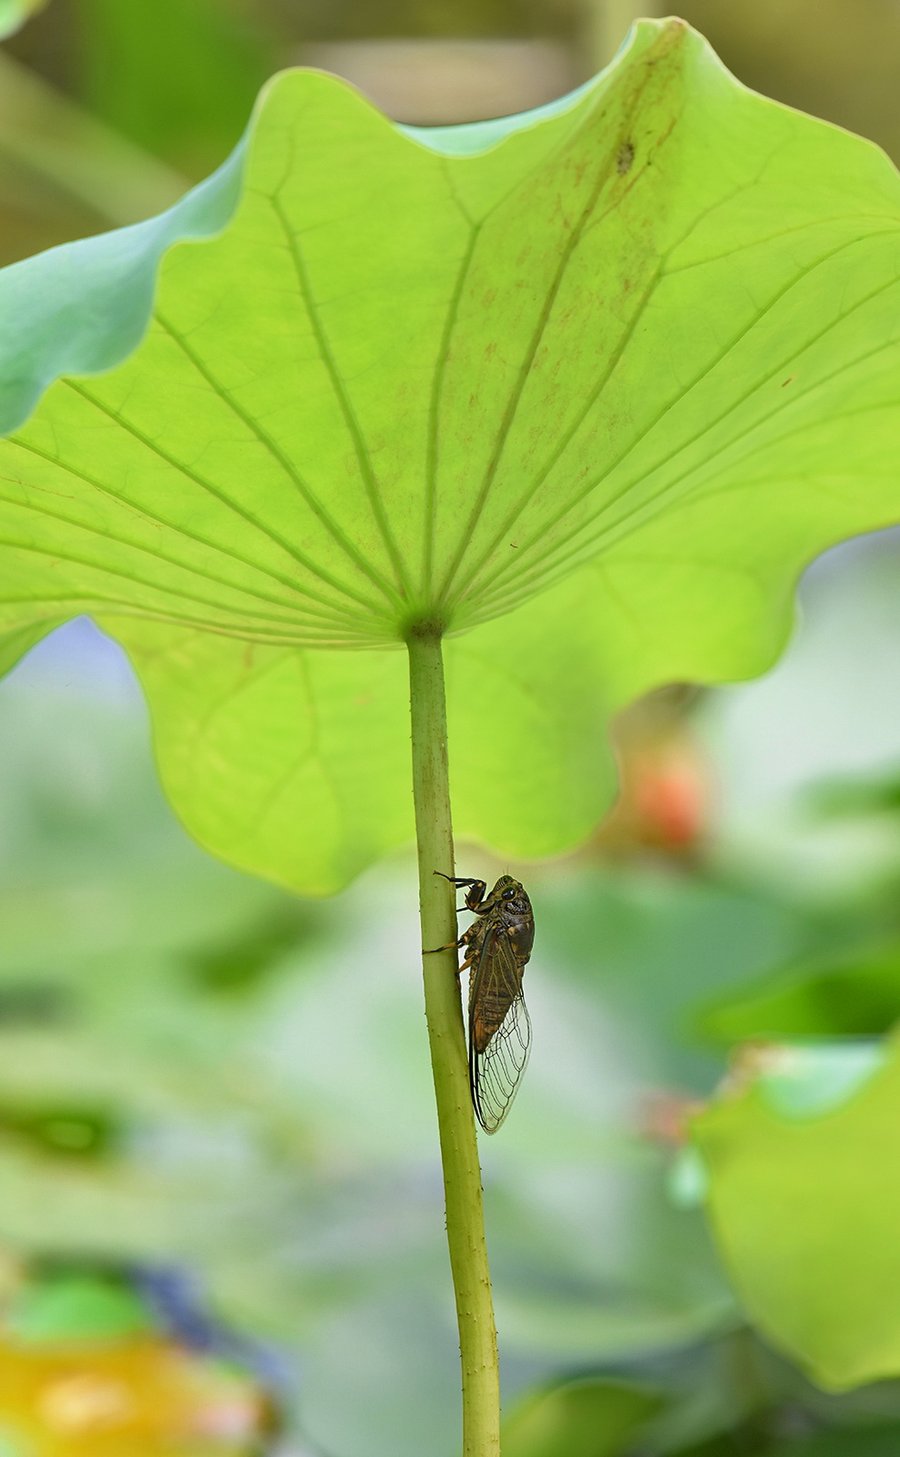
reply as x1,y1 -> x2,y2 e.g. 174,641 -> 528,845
407,626 -> 500,1457
0,52 -> 186,228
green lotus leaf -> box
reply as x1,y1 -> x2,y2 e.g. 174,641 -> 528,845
0,18 -> 898,891
503,1378 -> 662,1457
0,622 -> 51,677
693,1036 -> 900,1389
763,1427 -> 900,1457
698,941 -> 900,1042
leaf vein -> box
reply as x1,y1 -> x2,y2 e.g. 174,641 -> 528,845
61,376 -> 388,622
2,442 -> 363,636
422,219 -> 481,597
269,189 -> 411,602
474,232 -> 900,609
154,310 -> 404,613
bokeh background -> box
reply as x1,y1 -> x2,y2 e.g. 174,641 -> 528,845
0,3 -> 898,1455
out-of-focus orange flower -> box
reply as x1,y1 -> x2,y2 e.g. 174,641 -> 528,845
595,688 -> 711,860
0,1332 -> 273,1455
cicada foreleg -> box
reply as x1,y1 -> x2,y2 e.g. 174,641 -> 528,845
425,871 -> 487,983
433,870 -> 487,912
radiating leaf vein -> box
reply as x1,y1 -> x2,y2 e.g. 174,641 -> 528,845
154,310 -> 404,615
470,234 -> 899,613
435,97 -> 679,610
271,190 -> 412,604
61,377 -> 390,624
4,439 -> 361,633
423,219 -> 480,598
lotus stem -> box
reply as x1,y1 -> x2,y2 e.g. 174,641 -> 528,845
407,626 -> 500,1457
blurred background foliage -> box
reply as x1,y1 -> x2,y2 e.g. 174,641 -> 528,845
0,2 -> 898,1455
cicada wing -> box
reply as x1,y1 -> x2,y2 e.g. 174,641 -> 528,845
468,926 -> 532,1135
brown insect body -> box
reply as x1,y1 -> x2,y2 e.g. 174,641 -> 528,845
435,872 -> 534,1134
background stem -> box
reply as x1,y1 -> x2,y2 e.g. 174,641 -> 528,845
0,51 -> 186,228
581,0 -> 661,71
407,628 -> 500,1457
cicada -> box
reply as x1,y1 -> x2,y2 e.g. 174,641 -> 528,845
434,872 -> 534,1134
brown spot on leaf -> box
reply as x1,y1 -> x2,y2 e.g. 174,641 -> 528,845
617,140 -> 635,175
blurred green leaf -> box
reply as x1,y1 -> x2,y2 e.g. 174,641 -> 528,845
541,868 -> 811,1089
616,1326 -> 788,1456
763,1426 -> 900,1457
734,1042 -> 886,1120
663,1435 -> 763,1457
0,1099 -> 118,1157
183,899 -> 320,994
7,1272 -> 153,1343
699,942 -> 900,1042
804,772 -> 900,821
0,0 -> 46,38
0,21 -> 897,891
503,1377 -> 663,1457
693,1035 -> 900,1389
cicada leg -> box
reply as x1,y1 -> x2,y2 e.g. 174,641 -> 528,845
433,870 -> 487,912
423,919 -> 477,973
422,935 -> 467,955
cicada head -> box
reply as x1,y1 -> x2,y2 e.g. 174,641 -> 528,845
489,875 -> 531,918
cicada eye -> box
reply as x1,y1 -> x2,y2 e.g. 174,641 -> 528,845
503,887 -> 516,900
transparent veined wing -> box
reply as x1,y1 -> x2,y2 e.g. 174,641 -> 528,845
467,924 -> 532,1134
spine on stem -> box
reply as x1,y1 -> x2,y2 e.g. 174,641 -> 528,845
406,626 -> 500,1457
